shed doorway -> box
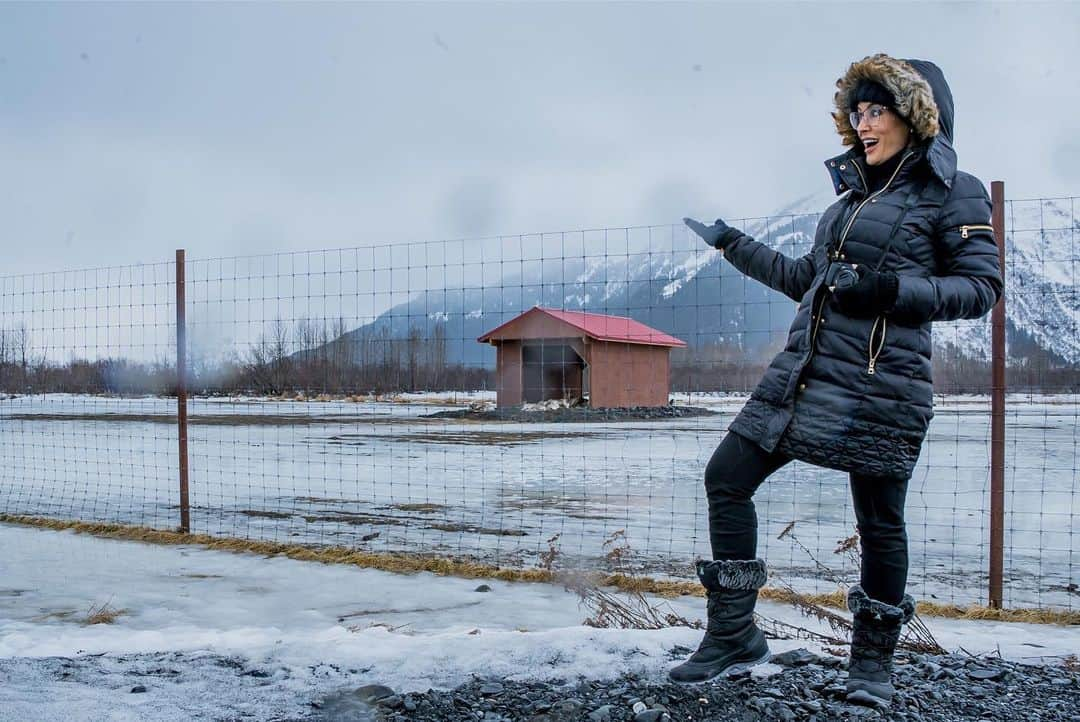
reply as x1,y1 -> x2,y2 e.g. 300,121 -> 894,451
521,343 -> 585,403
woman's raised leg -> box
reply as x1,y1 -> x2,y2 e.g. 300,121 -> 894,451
704,429 -> 792,560
669,431 -> 791,684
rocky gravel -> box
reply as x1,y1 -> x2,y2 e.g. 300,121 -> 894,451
315,649 -> 1080,722
5,647 -> 1077,721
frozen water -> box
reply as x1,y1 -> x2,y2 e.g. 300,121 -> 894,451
0,392 -> 1077,609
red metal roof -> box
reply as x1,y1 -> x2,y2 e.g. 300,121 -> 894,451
477,306 -> 687,348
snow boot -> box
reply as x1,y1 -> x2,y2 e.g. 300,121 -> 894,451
668,558 -> 770,684
845,585 -> 916,706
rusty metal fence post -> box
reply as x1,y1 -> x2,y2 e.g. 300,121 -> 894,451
989,181 -> 1006,608
176,249 -> 191,534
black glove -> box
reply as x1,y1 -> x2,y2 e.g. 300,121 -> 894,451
832,264 -> 900,318
683,217 -> 743,250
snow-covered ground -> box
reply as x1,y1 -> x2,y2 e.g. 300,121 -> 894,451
1,523 -> 1078,722
0,392 -> 1077,609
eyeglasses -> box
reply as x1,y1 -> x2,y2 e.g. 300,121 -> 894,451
849,104 -> 890,130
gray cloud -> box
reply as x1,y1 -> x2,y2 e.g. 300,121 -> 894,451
443,177 -> 505,238
0,2 -> 1078,276
1052,140 -> 1080,184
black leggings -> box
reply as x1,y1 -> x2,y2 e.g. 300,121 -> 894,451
704,430 -> 910,606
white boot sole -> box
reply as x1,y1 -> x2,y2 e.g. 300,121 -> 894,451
846,688 -> 891,708
668,649 -> 772,685
720,649 -> 772,678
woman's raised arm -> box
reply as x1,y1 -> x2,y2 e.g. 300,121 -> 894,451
684,216 -> 816,303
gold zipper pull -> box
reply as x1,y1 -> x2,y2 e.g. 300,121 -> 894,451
866,317 -> 878,374
960,224 -> 995,239
866,316 -> 886,375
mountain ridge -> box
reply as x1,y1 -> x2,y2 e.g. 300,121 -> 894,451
335,192 -> 1079,369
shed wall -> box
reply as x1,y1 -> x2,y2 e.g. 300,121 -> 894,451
496,340 -> 523,407
587,342 -> 670,408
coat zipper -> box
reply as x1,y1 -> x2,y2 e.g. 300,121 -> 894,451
811,150 -> 915,362
809,292 -> 829,350
834,150 -> 915,255
867,316 -> 887,375
960,224 -> 994,239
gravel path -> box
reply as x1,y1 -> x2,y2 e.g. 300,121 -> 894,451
4,648 -> 1077,721
325,649 -> 1080,722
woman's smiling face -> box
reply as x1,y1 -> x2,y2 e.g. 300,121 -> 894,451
854,101 -> 911,166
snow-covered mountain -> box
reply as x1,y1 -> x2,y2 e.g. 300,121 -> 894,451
337,192 -> 1080,368
930,196 -> 1080,365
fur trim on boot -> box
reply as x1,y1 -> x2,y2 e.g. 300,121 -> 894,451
695,558 -> 768,591
846,584 -> 916,625
845,585 -> 916,707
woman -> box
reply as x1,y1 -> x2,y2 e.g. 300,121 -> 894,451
673,54 -> 1002,706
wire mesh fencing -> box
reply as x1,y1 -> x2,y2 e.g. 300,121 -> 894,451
0,191 -> 1076,611
0,261 -> 179,531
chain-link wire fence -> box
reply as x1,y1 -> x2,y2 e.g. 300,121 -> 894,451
1,191 -> 1076,611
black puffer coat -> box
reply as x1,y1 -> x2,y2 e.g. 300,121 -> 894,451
722,54 -> 1003,479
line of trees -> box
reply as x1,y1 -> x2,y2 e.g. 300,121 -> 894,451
669,342 -> 773,393
670,338 -> 1079,395
931,339 -> 1080,393
1,321 -> 1077,397
237,318 -> 489,395
0,320 -> 491,396
0,325 -> 176,394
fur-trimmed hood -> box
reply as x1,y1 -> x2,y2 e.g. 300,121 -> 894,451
832,54 -> 952,146
825,54 -> 958,190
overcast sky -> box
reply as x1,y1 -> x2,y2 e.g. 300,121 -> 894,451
2,1 -> 1078,276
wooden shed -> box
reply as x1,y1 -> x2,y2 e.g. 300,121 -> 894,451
477,306 -> 687,409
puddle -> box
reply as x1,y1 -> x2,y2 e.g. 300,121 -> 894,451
325,430 -> 599,446
239,509 -> 292,520
427,522 -> 527,537
387,503 -> 446,513
302,513 -> 405,527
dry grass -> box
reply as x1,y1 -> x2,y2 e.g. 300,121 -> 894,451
83,601 -> 128,625
555,530 -> 702,631
34,601 -> 129,625
772,525 -> 949,653
4,513 -> 1079,625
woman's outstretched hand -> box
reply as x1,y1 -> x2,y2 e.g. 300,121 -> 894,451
684,217 -> 741,250
832,265 -> 900,318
